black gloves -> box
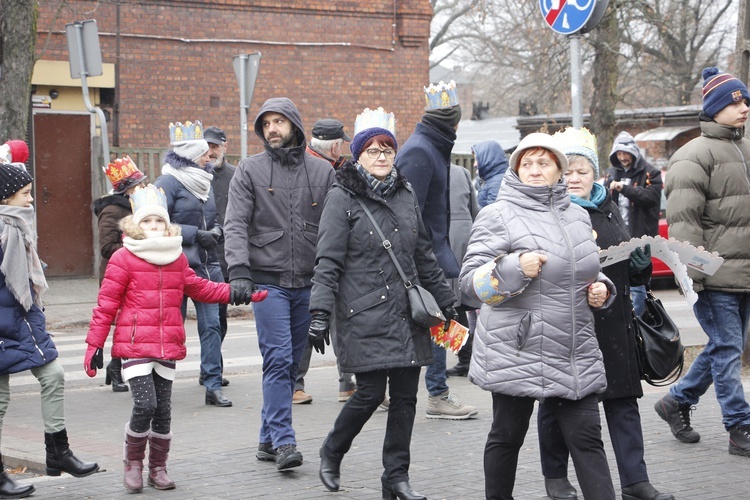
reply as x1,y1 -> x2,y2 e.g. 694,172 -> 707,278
308,311 -> 331,355
196,230 -> 218,250
230,278 -> 255,305
209,225 -> 223,243
628,244 -> 651,273
441,305 -> 458,326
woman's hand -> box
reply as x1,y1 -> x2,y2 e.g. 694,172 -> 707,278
519,252 -> 548,278
588,282 -> 609,308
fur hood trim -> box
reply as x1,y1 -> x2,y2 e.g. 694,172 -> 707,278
165,150 -> 202,169
334,161 -> 409,199
92,193 -> 131,217
119,215 -> 181,239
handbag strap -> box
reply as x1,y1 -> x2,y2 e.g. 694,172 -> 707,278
355,197 -> 413,288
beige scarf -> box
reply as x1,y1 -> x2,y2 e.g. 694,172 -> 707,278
123,234 -> 183,265
0,205 -> 48,311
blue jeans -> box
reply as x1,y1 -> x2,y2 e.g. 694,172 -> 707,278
425,343 -> 448,396
631,285 -> 647,317
183,297 -> 223,392
670,290 -> 750,430
253,285 -> 311,447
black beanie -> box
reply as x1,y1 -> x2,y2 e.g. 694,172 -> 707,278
0,164 -> 33,201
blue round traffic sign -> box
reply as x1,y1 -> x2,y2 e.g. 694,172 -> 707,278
539,0 -> 596,35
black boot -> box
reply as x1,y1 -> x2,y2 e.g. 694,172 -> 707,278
105,359 -> 129,392
445,361 -> 469,377
319,448 -> 341,492
382,481 -> 426,500
621,481 -> 675,500
0,453 -> 35,499
44,429 -> 99,477
544,476 -> 578,499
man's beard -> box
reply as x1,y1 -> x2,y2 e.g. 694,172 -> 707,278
267,130 -> 295,149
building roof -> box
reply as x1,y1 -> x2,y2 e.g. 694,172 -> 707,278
454,116 -> 519,155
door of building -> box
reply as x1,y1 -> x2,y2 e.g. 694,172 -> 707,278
33,113 -> 94,277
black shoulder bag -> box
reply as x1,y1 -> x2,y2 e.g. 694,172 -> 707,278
634,288 -> 685,386
355,197 -> 445,328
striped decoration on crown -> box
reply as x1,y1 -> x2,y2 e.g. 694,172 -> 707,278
424,80 -> 459,110
169,120 -> 203,143
353,107 -> 396,136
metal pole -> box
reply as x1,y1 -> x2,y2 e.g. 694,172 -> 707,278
569,33 -> 583,129
239,55 -> 248,159
73,23 -> 110,161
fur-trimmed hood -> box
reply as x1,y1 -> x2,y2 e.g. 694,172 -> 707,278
92,193 -> 131,217
119,215 -> 182,239
164,150 -> 208,171
334,160 -> 410,199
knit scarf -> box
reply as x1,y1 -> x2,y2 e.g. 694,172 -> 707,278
571,182 -> 607,209
356,163 -> 397,198
162,164 -> 213,202
123,235 -> 183,266
0,205 -> 48,311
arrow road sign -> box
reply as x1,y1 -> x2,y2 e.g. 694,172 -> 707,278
539,0 -> 596,35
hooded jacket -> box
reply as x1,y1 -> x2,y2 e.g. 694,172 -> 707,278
92,193 -> 132,283
309,162 -> 455,373
449,163 -> 479,308
605,131 -> 663,237
472,140 -> 508,208
224,98 -> 335,288
459,170 -> 611,400
86,217 -> 230,360
666,117 -> 750,293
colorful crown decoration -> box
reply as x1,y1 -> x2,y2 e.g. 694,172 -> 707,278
129,184 -> 168,214
424,80 -> 459,110
103,155 -> 142,185
353,107 -> 397,136
553,127 -> 598,154
169,120 -> 203,143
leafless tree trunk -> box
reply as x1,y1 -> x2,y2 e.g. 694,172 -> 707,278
0,0 -> 37,140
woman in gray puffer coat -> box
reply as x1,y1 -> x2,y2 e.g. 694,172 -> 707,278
459,133 -> 616,500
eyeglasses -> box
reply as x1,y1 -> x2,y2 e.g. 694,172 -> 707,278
365,148 -> 396,159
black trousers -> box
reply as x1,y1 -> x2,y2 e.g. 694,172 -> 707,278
539,396 -> 649,489
321,366 -> 420,485
485,393 -> 614,500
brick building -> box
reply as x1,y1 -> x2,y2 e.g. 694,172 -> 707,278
31,0 -> 433,277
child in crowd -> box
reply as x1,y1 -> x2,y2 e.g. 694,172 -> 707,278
84,185 -> 265,493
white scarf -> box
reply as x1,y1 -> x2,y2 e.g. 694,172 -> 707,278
0,205 -> 48,310
162,164 -> 213,202
123,235 -> 183,265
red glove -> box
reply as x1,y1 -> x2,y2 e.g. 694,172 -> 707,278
251,288 -> 269,302
84,345 -> 103,378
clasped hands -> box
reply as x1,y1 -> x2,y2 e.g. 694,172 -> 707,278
229,278 -> 268,305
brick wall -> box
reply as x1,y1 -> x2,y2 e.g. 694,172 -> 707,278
36,0 -> 432,154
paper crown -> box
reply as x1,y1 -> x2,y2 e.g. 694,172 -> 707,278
103,155 -> 143,186
424,80 -> 459,109
129,184 -> 168,215
353,107 -> 397,136
169,120 -> 203,143
553,127 -> 598,153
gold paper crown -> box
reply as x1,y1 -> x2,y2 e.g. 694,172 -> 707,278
129,184 -> 168,214
423,80 -> 459,109
103,155 -> 144,187
353,107 -> 397,136
169,120 -> 203,143
553,127 -> 598,154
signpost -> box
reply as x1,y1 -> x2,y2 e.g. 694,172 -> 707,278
539,0 -> 606,128
233,53 -> 262,159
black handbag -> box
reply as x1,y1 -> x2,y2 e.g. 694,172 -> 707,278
633,289 -> 684,386
355,197 -> 445,328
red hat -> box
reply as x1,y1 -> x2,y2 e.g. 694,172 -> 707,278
5,140 -> 29,165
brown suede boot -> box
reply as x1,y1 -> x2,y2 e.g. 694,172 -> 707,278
147,431 -> 175,490
123,424 -> 149,493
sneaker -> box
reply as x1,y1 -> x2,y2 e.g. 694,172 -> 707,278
654,394 -> 700,443
292,390 -> 313,404
275,444 -> 303,471
379,398 -> 390,411
426,391 -> 478,420
729,425 -> 750,457
256,442 -> 276,462
338,390 -> 356,402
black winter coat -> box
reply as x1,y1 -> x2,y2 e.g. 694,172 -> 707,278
309,162 -> 456,373
605,157 -> 662,238
92,193 -> 131,284
584,190 -> 650,400
211,159 -> 236,278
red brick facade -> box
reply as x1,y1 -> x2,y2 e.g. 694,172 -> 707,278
36,0 -> 433,153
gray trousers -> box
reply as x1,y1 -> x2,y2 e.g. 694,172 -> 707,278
0,359 -> 66,447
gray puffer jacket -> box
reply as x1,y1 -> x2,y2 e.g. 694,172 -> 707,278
459,171 -> 612,400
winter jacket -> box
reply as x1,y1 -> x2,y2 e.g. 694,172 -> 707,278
396,122 -> 461,278
309,162 -> 456,373
606,131 -> 663,237
448,163 -> 479,308
0,234 -> 58,375
577,187 -> 649,400
307,144 -> 346,170
210,159 -> 236,278
666,117 -> 750,293
154,152 -> 221,280
459,171 -> 612,400
92,193 -> 131,284
86,217 -> 230,360
472,140 -> 508,208
224,98 -> 335,288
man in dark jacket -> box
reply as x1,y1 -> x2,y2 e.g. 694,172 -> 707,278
396,80 -> 477,420
606,131 -> 663,315
224,98 -> 335,471
205,126 -> 235,388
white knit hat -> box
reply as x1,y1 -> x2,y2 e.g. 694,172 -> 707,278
172,139 -> 209,162
509,132 -> 569,174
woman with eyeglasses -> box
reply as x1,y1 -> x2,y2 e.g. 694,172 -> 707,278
308,109 -> 455,500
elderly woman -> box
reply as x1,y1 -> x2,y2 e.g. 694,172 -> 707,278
308,109 -> 455,500
536,128 -> 673,500
459,132 -> 616,500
